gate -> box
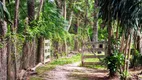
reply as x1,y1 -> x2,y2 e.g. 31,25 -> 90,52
81,41 -> 107,66
44,40 -> 51,64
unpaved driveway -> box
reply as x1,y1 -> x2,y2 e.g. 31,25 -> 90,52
41,62 -> 110,80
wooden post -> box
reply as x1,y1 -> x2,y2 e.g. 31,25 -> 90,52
81,52 -> 84,66
81,43 -> 84,66
44,40 -> 51,64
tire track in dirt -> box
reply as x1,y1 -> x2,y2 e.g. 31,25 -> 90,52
41,62 -> 110,80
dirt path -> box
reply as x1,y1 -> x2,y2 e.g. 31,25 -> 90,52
40,62 -> 110,80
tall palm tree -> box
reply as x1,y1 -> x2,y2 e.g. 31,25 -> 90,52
22,0 -> 35,69
0,1 -> 10,80
99,0 -> 142,78
92,0 -> 98,42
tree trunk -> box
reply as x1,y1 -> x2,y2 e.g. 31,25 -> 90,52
140,35 -> 142,54
2,0 -> 5,5
0,1 -> 7,80
125,34 -> 132,80
0,40 -> 7,80
37,0 -> 44,64
0,21 -> 7,80
36,0 -> 44,20
123,35 -> 130,71
22,0 -> 35,69
74,18 -> 79,51
63,0 -> 66,20
27,0 -> 35,22
107,21 -> 112,55
29,39 -> 37,67
11,0 -> 20,79
107,1 -> 114,77
120,33 -> 125,52
37,37 -> 44,64
53,41 -> 59,58
27,0 -> 36,67
66,0 -> 73,31
7,37 -> 13,80
92,0 -> 98,42
21,41 -> 30,69
107,1 -> 113,56
67,11 -> 73,31
137,36 -> 140,51
116,21 -> 120,39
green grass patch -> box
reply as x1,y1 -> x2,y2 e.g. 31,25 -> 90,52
36,54 -> 81,75
84,58 -> 100,62
36,65 -> 56,74
30,76 -> 42,80
81,54 -> 106,69
83,65 -> 106,70
50,54 -> 81,65
84,52 -> 105,55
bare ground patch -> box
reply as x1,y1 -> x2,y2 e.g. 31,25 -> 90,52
38,62 -> 113,80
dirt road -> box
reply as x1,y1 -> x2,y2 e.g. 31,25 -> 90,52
40,62 -> 110,80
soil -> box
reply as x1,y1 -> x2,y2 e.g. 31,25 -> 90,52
37,62 -> 120,80
30,61 -> 142,80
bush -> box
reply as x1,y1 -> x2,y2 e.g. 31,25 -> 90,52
105,50 -> 124,77
130,49 -> 142,68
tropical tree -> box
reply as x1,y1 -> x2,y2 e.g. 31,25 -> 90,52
0,1 -> 10,80
21,0 -> 36,69
99,0 -> 142,79
92,0 -> 98,42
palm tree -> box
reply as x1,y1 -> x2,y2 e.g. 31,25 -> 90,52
99,0 -> 142,78
0,1 -> 10,80
22,0 -> 35,69
92,0 -> 98,42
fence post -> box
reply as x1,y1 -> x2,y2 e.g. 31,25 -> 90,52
44,39 -> 51,64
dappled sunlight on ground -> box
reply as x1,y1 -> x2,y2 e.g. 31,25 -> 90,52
39,62 -> 112,80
